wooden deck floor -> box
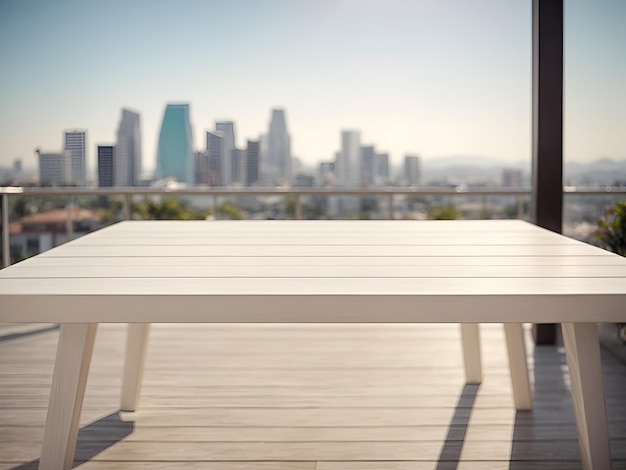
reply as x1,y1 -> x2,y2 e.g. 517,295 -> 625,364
1,323 -> 626,470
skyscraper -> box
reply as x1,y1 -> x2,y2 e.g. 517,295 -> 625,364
374,152 -> 389,185
63,130 -> 86,185
115,109 -> 141,186
156,104 -> 194,184
336,130 -> 360,187
246,139 -> 260,187
37,149 -> 71,186
97,145 -> 114,187
231,148 -> 246,186
360,145 -> 376,186
206,131 -> 225,186
215,121 -> 236,186
404,155 -> 421,186
194,150 -> 210,185
265,109 -> 291,185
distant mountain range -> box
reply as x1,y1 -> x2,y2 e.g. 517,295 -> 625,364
420,156 -> 527,185
419,156 -> 626,186
563,158 -> 626,186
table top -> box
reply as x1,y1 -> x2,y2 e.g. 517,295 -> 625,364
1,219 -> 625,323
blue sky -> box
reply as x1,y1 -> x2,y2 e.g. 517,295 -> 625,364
0,0 -> 624,174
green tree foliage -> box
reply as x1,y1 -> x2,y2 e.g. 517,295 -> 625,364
284,198 -> 296,218
10,196 -> 69,220
284,198 -> 326,220
135,197 -> 211,221
10,197 -> 32,219
595,201 -> 626,256
217,202 -> 243,220
427,204 -> 461,220
595,201 -> 626,344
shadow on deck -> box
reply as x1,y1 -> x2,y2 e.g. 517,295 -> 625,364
1,323 -> 625,470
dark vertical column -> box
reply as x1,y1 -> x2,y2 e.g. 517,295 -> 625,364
532,0 -> 563,344
1,194 -> 10,268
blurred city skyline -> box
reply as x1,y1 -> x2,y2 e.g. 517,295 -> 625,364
1,0 -> 625,172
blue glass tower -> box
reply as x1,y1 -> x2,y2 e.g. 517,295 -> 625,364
156,104 -> 194,184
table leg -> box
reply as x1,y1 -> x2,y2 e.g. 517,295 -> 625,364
460,323 -> 482,384
503,323 -> 532,410
40,323 -> 98,470
121,323 -> 150,412
562,322 -> 612,470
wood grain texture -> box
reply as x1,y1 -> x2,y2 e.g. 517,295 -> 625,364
2,220 -> 626,324
562,323 -> 612,469
120,323 -> 150,412
1,323 -> 626,468
39,323 -> 97,470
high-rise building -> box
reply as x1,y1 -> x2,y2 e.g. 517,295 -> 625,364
246,140 -> 260,186
115,109 -> 141,186
215,121 -> 236,185
194,150 -> 210,185
206,131 -> 225,186
360,145 -> 375,186
156,104 -> 194,184
404,155 -> 421,186
37,149 -> 71,186
375,153 -> 389,185
265,109 -> 291,184
259,134 -> 268,177
231,148 -> 246,186
63,130 -> 87,185
97,145 -> 114,187
319,161 -> 335,186
336,130 -> 360,187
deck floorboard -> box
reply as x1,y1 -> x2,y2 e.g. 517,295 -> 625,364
1,323 -> 625,469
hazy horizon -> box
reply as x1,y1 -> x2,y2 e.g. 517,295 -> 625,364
1,0 -> 624,172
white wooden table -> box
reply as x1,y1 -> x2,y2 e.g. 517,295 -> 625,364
1,220 -> 625,470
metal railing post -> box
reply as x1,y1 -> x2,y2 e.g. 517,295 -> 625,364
295,195 -> 303,220
213,195 -> 218,220
66,202 -> 74,241
387,194 -> 394,220
517,195 -> 525,219
122,194 -> 131,220
1,194 -> 10,268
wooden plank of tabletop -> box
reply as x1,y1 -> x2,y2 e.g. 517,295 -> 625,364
2,264 -> 626,279
1,280 -> 625,323
13,255 -> 626,268
37,244 -> 612,258
105,219 -> 535,229
81,220 -> 569,234
91,220 -> 553,237
2,276 -> 626,296
69,235 -> 581,246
